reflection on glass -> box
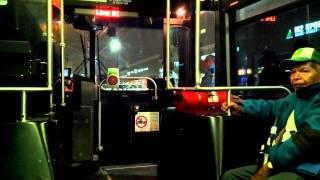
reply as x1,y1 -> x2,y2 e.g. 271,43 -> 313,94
235,1 -> 320,87
200,11 -> 216,87
0,0 -> 48,86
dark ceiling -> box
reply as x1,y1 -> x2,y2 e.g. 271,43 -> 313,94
64,0 -> 193,18
64,0 -> 201,30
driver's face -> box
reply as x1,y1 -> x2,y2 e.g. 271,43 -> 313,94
290,62 -> 320,90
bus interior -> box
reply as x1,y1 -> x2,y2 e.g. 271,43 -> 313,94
0,0 -> 320,179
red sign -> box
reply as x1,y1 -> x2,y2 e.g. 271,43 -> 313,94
261,16 -> 276,22
95,9 -> 120,18
136,116 -> 148,128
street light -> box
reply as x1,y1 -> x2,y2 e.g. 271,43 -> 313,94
109,37 -> 121,53
109,37 -> 121,67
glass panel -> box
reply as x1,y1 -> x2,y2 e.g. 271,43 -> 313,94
169,26 -> 188,87
168,23 -> 195,87
0,0 -> 48,86
0,0 -> 47,47
234,1 -> 320,87
200,11 -> 216,87
97,26 -> 163,79
167,11 -> 217,87
52,5 -> 61,79
64,24 -> 90,78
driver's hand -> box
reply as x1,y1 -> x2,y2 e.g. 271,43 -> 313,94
221,100 -> 243,116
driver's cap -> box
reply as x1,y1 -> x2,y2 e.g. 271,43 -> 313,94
280,47 -> 320,69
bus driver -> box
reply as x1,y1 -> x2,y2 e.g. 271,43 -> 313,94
221,47 -> 320,180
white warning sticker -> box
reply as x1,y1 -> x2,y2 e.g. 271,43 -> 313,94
135,112 -> 160,132
208,91 -> 219,103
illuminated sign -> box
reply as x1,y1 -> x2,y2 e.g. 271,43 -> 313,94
260,16 -> 276,22
106,68 -> 120,88
286,19 -> 320,39
0,0 -> 7,6
126,67 -> 149,76
119,79 -> 148,90
286,29 -> 293,39
74,8 -> 138,18
96,9 -> 120,17
108,0 -> 132,5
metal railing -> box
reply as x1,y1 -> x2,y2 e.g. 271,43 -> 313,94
96,76 -> 158,151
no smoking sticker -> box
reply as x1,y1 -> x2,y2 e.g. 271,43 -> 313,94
135,112 -> 159,132
135,115 -> 147,128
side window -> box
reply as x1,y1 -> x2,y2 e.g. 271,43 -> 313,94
234,1 -> 320,87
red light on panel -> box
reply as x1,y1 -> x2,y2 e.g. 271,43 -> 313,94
95,9 -> 120,18
260,16 -> 276,22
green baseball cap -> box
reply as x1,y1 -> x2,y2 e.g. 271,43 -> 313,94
280,47 -> 320,69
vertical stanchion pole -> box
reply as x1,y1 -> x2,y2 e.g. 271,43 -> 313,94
47,0 -> 53,89
97,85 -> 103,151
227,89 -> 231,116
60,0 -> 66,106
225,13 -> 231,86
195,0 -> 201,88
21,91 -> 27,122
210,116 -> 224,180
166,0 -> 171,89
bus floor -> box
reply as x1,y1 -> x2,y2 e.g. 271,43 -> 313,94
64,162 -> 158,180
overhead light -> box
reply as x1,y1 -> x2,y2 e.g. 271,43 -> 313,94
176,6 -> 186,18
